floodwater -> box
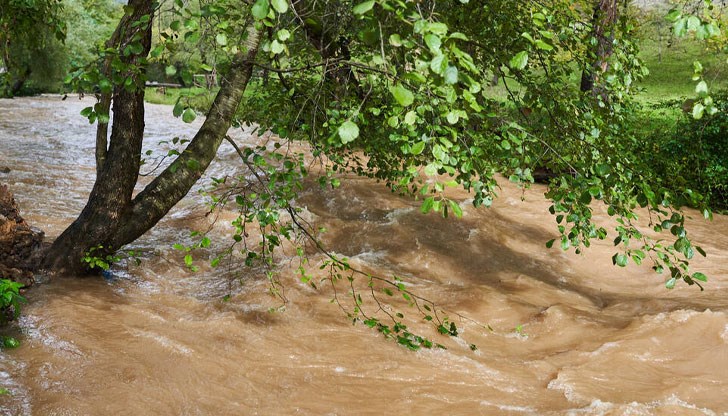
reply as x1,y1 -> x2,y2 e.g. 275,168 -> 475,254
1,96 -> 728,415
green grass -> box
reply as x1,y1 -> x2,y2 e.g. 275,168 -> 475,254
636,37 -> 728,103
144,86 -> 215,107
144,79 -> 267,112
630,32 -> 727,143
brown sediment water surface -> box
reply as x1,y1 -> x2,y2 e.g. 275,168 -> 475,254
1,96 -> 727,415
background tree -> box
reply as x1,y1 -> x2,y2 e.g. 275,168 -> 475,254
0,0 -> 66,96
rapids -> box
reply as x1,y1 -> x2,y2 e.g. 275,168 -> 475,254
1,96 -> 727,415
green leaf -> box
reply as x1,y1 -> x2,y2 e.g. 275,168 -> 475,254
353,0 -> 375,15
443,66 -> 458,84
165,65 -> 177,76
276,29 -> 291,41
509,51 -> 529,70
674,17 -> 688,37
421,197 -> 434,213
613,253 -> 628,267
692,102 -> 705,119
692,272 -> 707,282
411,141 -> 425,155
666,277 -> 677,289
404,111 -> 416,125
535,39 -> 553,51
390,84 -> 414,107
424,34 -> 441,52
449,200 -> 463,218
270,0 -> 288,13
251,0 -> 269,20
173,101 -> 184,117
666,9 -> 681,22
216,33 -> 228,46
3,337 -> 19,348
430,54 -> 447,74
338,120 -> 359,144
426,22 -> 448,35
270,39 -> 284,54
184,19 -> 199,31
687,16 -> 701,31
695,80 -> 708,96
446,111 -> 459,124
182,108 -> 197,123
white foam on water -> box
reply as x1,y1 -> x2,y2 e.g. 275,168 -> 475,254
19,315 -> 85,359
721,324 -> 728,342
479,400 -> 537,413
562,393 -> 720,416
588,341 -> 620,357
383,207 -> 415,225
130,329 -> 194,356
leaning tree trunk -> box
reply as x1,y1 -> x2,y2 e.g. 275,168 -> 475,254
580,0 -> 619,94
109,23 -> 262,249
40,5 -> 262,275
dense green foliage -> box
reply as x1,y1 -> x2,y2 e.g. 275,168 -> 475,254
0,279 -> 25,349
0,0 -> 121,96
63,0 -> 123,68
644,92 -> 728,211
0,0 -> 66,96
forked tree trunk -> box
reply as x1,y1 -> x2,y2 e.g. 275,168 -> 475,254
40,3 -> 262,275
39,0 -> 154,274
580,0 -> 619,94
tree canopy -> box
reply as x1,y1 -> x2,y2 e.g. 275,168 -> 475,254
128,0 -> 714,287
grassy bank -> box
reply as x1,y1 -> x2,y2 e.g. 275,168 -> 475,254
144,86 -> 216,109
637,37 -> 727,102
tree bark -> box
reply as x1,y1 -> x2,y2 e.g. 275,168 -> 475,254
580,0 -> 619,94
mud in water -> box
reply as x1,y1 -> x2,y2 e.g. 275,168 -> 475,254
1,96 -> 727,415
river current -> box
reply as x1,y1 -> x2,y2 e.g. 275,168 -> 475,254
1,96 -> 727,415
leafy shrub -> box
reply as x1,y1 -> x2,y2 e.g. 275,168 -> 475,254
0,279 -> 25,322
0,279 -> 26,349
645,91 -> 728,211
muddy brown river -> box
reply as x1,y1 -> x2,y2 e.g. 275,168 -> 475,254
1,96 -> 727,415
